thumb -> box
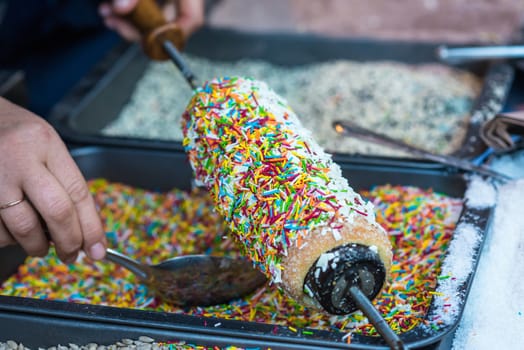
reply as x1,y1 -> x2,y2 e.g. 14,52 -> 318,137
112,0 -> 139,15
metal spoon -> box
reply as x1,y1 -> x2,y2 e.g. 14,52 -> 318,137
333,120 -> 511,182
43,230 -> 267,306
104,248 -> 267,306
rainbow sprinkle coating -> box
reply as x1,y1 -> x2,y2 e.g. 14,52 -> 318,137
0,180 -> 462,340
181,76 -> 385,284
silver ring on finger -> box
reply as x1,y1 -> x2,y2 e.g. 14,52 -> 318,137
0,197 -> 25,210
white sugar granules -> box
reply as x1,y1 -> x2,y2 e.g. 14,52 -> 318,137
453,179 -> 524,349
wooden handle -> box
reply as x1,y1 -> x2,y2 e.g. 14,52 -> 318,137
127,0 -> 167,34
126,0 -> 185,60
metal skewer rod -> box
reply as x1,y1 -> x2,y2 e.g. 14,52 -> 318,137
162,40 -> 198,90
349,287 -> 406,350
333,120 -> 511,182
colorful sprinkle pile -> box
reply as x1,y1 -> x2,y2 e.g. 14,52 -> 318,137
158,341 -> 266,350
182,76 -> 386,285
0,179 -> 462,338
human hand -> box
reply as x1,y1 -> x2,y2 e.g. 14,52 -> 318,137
99,0 -> 205,41
0,98 -> 106,263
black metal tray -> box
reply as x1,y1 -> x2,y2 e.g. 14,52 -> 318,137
0,146 -> 493,349
47,27 -> 514,158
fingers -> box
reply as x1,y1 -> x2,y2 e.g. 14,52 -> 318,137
104,15 -> 142,42
44,139 -> 107,261
22,164 -> 87,263
0,194 -> 49,258
99,0 -> 205,43
0,97 -> 106,263
0,218 -> 16,247
0,100 -> 51,258
99,1 -> 141,42
174,0 -> 205,37
111,0 -> 139,16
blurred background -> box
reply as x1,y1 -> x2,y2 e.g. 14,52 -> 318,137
207,0 -> 524,43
